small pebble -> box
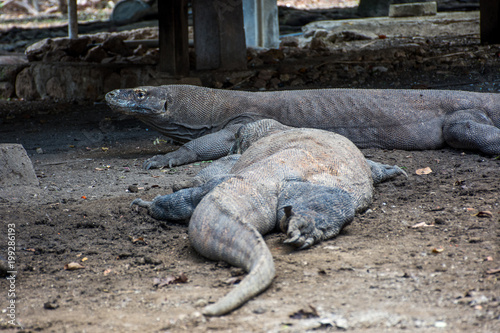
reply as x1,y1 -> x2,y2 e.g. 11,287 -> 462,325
252,307 -> 267,314
128,185 -> 139,193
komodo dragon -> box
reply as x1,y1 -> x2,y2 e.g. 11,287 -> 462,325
131,119 -> 407,316
105,85 -> 500,169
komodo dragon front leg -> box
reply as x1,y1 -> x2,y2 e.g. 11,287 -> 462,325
143,124 -> 242,169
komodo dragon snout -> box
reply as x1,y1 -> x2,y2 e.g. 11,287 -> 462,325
106,87 -> 168,116
130,119 -> 407,316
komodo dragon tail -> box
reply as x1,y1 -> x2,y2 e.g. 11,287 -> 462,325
189,209 -> 276,316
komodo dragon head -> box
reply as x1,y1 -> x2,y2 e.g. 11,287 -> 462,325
105,86 -> 166,116
105,85 -> 216,142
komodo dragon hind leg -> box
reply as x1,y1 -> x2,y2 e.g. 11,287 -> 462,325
443,110 -> 500,155
367,160 -> 408,184
277,182 -> 355,250
131,175 -> 235,221
143,125 -> 243,169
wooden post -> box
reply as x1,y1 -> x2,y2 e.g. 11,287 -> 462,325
216,0 -> 247,70
158,0 -> 189,75
480,0 -> 500,44
193,0 -> 247,70
193,1 -> 221,70
68,0 -> 78,39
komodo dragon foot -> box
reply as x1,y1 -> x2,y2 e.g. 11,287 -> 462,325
367,160 -> 408,184
278,184 -> 356,250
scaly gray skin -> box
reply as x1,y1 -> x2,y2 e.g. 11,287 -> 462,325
132,120 -> 407,316
105,85 -> 500,169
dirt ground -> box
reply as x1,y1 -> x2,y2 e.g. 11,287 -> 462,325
0,89 -> 498,333
1,3 -> 500,333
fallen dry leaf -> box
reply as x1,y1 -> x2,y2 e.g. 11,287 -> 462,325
473,211 -> 493,218
131,236 -> 147,244
64,262 -> 85,270
416,167 -> 432,175
225,276 -> 243,285
486,267 -> 500,274
432,247 -> 444,254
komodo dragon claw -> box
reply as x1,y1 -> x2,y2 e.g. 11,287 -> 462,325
284,234 -> 315,250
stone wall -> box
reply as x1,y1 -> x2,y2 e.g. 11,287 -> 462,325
1,27 -> 201,102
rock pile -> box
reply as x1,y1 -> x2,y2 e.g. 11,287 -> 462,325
25,27 -> 159,64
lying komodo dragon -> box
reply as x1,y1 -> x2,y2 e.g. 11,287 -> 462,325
105,85 -> 500,169
131,119 -> 407,316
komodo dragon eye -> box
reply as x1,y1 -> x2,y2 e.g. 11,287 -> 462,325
135,89 -> 147,100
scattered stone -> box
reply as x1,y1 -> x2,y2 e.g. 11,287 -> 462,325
334,316 -> 349,329
0,63 -> 28,83
84,45 -> 108,63
309,37 -> 328,51
65,37 -> 91,57
43,300 -> 59,310
280,36 -> 299,47
25,38 -> 54,62
0,144 -> 39,187
314,29 -> 329,38
259,49 -> 285,64
258,70 -> 274,81
102,36 -> 132,56
143,256 -> 162,265
128,185 -> 139,193
46,77 -> 65,99
194,299 -> 208,308
253,78 -> 267,89
15,67 -> 39,100
269,77 -> 281,89
0,82 -> 15,99
252,307 -> 267,314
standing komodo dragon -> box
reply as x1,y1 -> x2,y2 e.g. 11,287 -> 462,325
105,85 -> 500,169
131,119 -> 407,316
